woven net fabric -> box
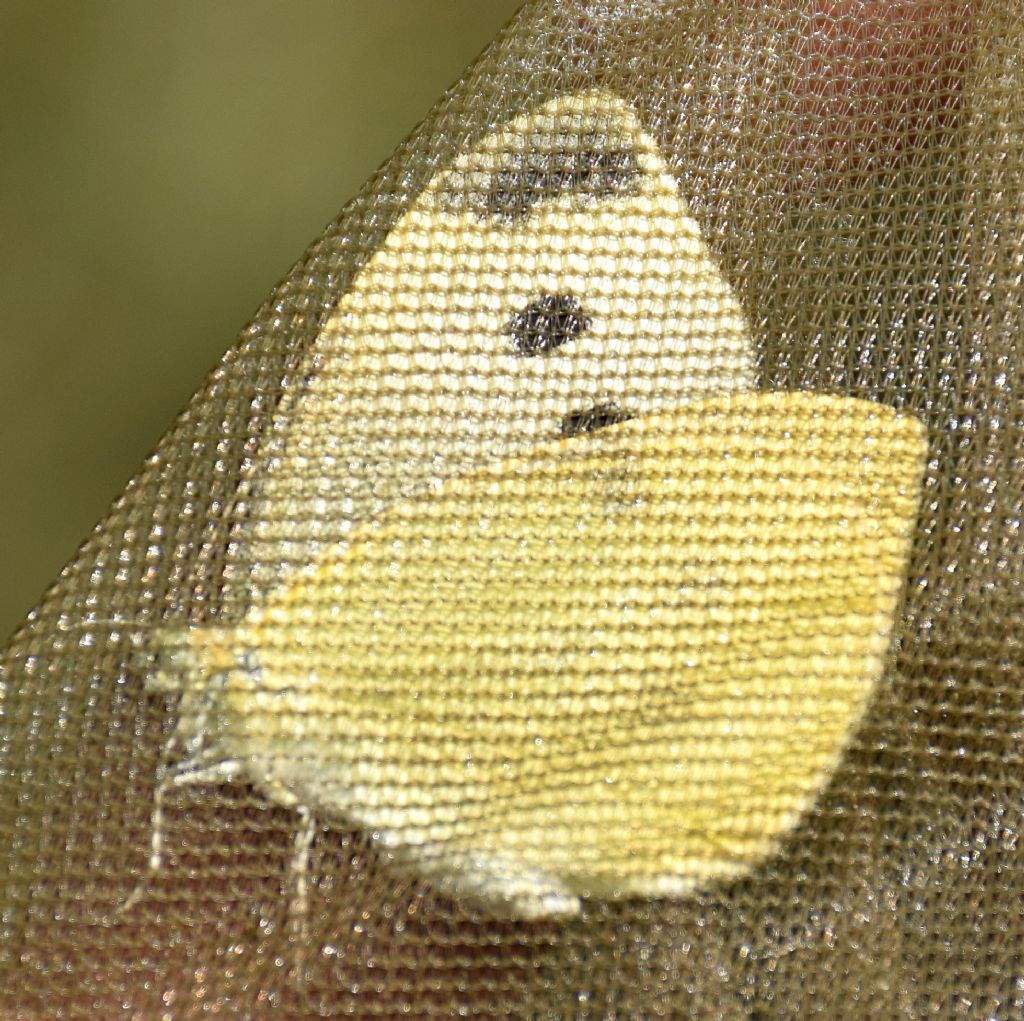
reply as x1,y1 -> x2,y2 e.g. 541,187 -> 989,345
1,2 -> 1018,1018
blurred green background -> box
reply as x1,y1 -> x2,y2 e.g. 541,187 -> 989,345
1,1 -> 523,640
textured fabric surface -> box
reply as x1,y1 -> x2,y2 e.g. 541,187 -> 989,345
2,2 -> 1019,1019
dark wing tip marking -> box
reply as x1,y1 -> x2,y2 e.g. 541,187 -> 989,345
482,136 -> 641,223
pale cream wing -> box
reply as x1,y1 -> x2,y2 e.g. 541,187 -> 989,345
191,392 -> 926,916
245,89 -> 755,592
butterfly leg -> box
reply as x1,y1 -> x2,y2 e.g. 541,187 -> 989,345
115,751 -> 245,917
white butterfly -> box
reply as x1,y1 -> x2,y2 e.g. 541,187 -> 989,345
139,90 -> 924,921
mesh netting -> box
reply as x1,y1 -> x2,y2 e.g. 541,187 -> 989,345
2,2 -> 1021,1018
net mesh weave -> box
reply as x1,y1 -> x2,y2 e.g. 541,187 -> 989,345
2,2 -> 1021,1018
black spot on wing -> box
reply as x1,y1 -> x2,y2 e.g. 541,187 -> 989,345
505,294 -> 591,356
560,403 -> 634,439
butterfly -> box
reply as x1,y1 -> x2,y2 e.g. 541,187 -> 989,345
140,90 -> 926,920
